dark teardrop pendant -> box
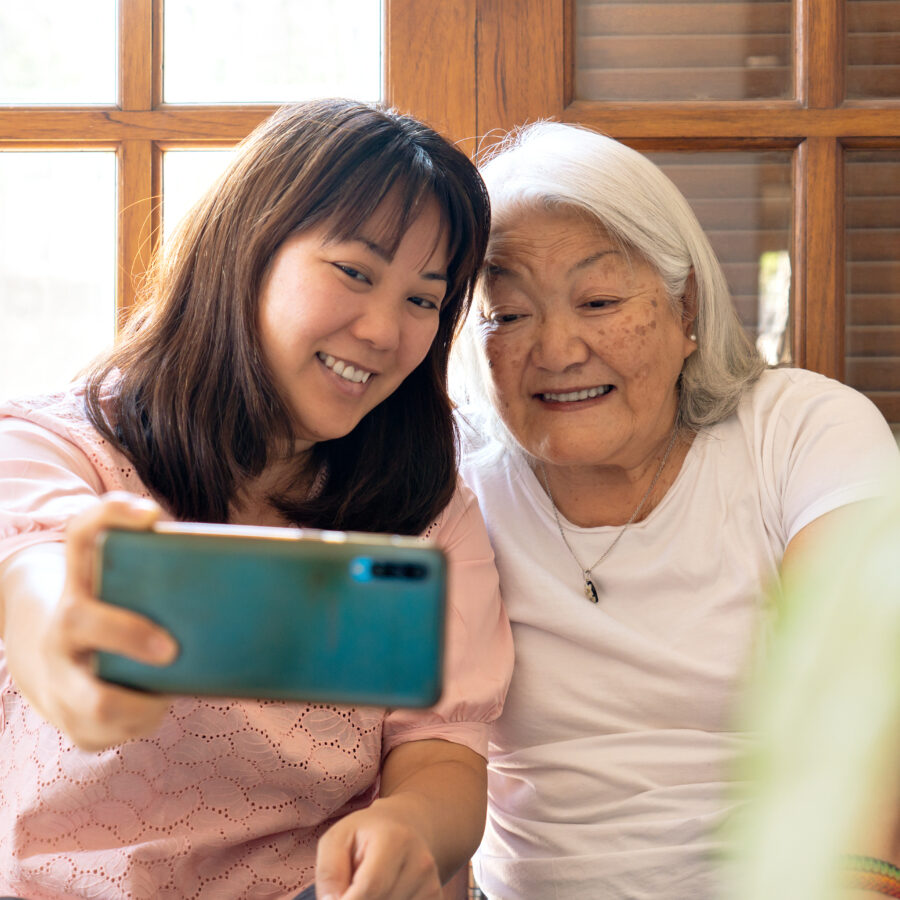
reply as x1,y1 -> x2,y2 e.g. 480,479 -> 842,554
584,577 -> 600,603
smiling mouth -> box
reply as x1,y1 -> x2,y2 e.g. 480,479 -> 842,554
317,352 -> 374,384
538,385 -> 613,403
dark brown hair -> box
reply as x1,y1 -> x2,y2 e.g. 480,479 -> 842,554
84,99 -> 490,534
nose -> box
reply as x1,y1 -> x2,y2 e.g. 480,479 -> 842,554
350,293 -> 402,352
532,312 -> 590,371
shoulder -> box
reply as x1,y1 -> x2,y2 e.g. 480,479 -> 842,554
729,367 -> 897,466
728,368 -> 899,539
424,478 -> 488,549
0,386 -> 94,459
739,366 -> 898,456
739,367 -> 884,425
0,382 -> 147,496
0,382 -> 118,449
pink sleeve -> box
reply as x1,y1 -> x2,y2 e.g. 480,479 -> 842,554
0,419 -> 106,565
381,480 -> 513,760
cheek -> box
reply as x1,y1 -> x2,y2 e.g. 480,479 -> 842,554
401,318 -> 441,371
482,332 -> 528,412
588,314 -> 653,377
606,307 -> 680,369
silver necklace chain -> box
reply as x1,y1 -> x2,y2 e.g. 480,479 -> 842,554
538,426 -> 680,603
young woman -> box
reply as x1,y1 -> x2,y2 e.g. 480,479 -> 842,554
0,99 -> 512,900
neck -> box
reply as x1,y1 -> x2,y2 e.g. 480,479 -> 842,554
537,427 -> 692,528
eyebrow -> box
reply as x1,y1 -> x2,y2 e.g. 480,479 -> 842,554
486,248 -> 622,279
353,237 -> 448,284
569,249 -> 621,276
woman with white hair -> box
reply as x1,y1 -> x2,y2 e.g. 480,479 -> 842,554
452,122 -> 900,899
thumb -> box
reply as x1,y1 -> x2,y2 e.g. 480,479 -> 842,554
315,825 -> 355,900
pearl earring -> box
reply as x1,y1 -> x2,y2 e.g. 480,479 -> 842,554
690,333 -> 697,341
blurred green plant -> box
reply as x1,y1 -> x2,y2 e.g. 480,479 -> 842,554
728,487 -> 900,899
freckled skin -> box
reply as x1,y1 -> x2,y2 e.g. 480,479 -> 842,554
478,207 -> 696,483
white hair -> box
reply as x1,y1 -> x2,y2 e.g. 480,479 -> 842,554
450,121 -> 765,443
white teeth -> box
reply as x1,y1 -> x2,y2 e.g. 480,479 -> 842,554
541,385 -> 612,402
317,352 -> 372,384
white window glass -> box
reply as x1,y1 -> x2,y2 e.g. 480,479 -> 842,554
0,152 -> 116,401
0,1 -> 116,104
163,150 -> 236,239
164,0 -> 382,103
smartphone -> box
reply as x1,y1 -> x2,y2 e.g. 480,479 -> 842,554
93,523 -> 446,707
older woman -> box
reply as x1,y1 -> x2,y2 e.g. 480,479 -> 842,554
451,122 -> 900,899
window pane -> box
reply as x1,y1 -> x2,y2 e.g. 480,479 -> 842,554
163,150 -> 236,240
0,153 -> 116,401
164,0 -> 382,103
847,0 -> 900,99
575,0 -> 793,101
646,152 -> 794,363
0,1 -> 116,104
845,151 -> 900,439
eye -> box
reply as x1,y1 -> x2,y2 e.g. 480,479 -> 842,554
483,310 -> 525,326
407,295 -> 440,311
583,297 -> 621,311
334,263 -> 370,283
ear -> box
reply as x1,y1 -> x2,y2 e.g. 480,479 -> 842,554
680,269 -> 699,359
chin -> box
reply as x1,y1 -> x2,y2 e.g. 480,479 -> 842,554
532,441 -> 619,469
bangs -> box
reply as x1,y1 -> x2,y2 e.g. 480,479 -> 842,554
322,152 -> 440,258
315,146 -> 472,305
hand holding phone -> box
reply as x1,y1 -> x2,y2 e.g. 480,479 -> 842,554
94,523 -> 446,707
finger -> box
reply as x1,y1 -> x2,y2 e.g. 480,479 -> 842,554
52,655 -> 173,751
55,594 -> 178,666
65,493 -> 161,589
337,836 -> 411,900
315,824 -> 356,900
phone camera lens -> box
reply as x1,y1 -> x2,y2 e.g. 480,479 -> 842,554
369,561 -> 427,580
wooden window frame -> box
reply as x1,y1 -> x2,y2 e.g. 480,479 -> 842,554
4,0 -> 898,383
389,0 -> 900,386
1,0 -> 417,323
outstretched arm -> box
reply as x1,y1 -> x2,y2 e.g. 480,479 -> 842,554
0,493 -> 179,751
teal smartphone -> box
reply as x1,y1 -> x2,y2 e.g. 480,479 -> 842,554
93,523 -> 446,707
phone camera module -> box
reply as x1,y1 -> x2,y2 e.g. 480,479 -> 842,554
354,559 -> 428,581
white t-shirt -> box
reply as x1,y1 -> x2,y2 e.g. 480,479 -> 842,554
458,368 -> 900,900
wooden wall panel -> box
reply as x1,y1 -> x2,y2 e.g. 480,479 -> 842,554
476,0 -> 567,144
577,1 -> 792,34
845,150 -> 900,430
575,1 -> 793,101
649,153 -> 792,345
117,140 -> 159,321
117,0 -> 155,317
384,0 -> 477,151
802,136 -> 845,376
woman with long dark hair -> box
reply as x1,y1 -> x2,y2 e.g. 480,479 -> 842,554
0,99 -> 512,900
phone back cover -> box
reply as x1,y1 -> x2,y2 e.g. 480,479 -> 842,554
95,531 -> 445,707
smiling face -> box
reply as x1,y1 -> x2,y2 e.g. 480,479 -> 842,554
258,197 -> 449,450
478,206 -> 696,473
